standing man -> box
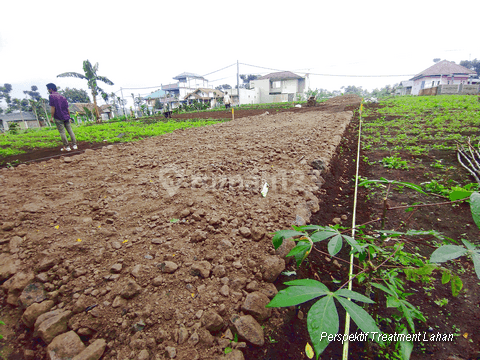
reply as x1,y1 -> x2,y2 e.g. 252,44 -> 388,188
46,83 -> 77,152
224,91 -> 231,109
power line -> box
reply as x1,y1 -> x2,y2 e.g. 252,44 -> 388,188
239,62 -> 414,77
202,63 -> 236,77
307,72 -> 415,77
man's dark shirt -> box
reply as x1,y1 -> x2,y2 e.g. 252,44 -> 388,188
49,91 -> 71,121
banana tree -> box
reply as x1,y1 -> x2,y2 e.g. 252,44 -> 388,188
57,60 -> 114,123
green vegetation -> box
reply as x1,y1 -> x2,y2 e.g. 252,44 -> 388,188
0,117 -> 222,158
362,95 -> 480,154
268,95 -> 480,359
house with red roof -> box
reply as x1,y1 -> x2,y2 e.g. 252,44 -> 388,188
410,60 -> 477,95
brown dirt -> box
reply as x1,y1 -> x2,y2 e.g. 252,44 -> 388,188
0,96 -> 362,360
1,95 -> 479,360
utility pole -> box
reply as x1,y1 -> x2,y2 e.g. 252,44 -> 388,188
120,87 -> 126,117
132,93 -> 136,118
237,60 -> 240,106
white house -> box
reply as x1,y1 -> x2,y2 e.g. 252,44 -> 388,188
162,73 -> 212,99
184,88 -> 224,108
250,71 -> 307,103
396,80 -> 414,95
410,60 -> 477,95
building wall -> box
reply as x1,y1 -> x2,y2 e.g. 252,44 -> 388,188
460,84 -> 480,94
250,78 -> 303,103
412,76 -> 471,95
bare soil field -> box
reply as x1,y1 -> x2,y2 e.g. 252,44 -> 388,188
1,95 -> 478,360
0,96 -> 362,360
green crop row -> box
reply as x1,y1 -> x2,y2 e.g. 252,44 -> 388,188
0,118 -> 223,158
363,95 -> 480,154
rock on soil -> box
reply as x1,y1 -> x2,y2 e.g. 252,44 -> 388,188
0,98 -> 358,359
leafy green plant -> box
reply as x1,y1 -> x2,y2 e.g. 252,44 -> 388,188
8,122 -> 20,134
0,319 -> 4,339
380,155 -> 410,170
429,192 -> 480,282
266,278 -> 383,357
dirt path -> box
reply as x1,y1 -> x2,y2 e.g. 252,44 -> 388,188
0,97 -> 361,360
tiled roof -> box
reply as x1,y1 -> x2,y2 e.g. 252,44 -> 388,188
173,72 -> 205,80
144,90 -> 166,99
0,112 -> 37,121
257,71 -> 303,80
411,60 -> 476,80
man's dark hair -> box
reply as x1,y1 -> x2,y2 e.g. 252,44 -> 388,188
46,83 -> 57,91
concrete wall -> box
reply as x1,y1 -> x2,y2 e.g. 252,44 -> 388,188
437,84 -> 460,94
419,87 -> 438,96
460,84 -> 480,94
412,76 -> 472,95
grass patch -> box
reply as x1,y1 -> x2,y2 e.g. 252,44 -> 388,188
0,118 -> 223,157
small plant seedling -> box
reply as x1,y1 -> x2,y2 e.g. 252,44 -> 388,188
380,155 -> 410,170
434,298 -> 449,307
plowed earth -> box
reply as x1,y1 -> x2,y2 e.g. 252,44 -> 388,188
1,95 -> 479,360
0,96 -> 362,360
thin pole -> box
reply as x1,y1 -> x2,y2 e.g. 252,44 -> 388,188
120,87 -> 126,117
237,60 -> 240,106
342,101 -> 364,360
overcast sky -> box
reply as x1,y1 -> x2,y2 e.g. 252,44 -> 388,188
1,0 -> 479,107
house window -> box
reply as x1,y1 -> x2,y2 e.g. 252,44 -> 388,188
272,81 -> 281,88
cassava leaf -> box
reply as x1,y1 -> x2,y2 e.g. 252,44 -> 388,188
386,296 -> 401,308
470,192 -> 480,230
371,282 -> 395,296
451,275 -> 463,297
342,235 -> 364,253
334,289 -> 374,304
399,328 -> 413,360
461,239 -> 476,251
334,296 -> 384,345
399,302 -> 415,333
471,252 -> 480,280
286,243 -> 311,258
293,240 -> 312,267
307,295 -> 338,358
266,280 -> 330,308
449,189 -> 472,201
272,230 -> 305,249
327,234 -> 343,256
430,245 -> 467,263
441,270 -> 451,284
310,229 -> 338,242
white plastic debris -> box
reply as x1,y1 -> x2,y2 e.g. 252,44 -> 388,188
261,182 -> 269,197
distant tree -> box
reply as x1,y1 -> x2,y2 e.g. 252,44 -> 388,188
0,83 -> 13,108
341,85 -> 368,96
433,58 -> 441,63
23,85 -> 42,102
239,74 -> 259,89
215,84 -> 232,91
154,98 -> 163,110
58,87 -> 91,104
57,60 -> 114,122
460,59 -> 480,76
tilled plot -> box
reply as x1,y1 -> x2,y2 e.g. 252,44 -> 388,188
0,97 -> 360,360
